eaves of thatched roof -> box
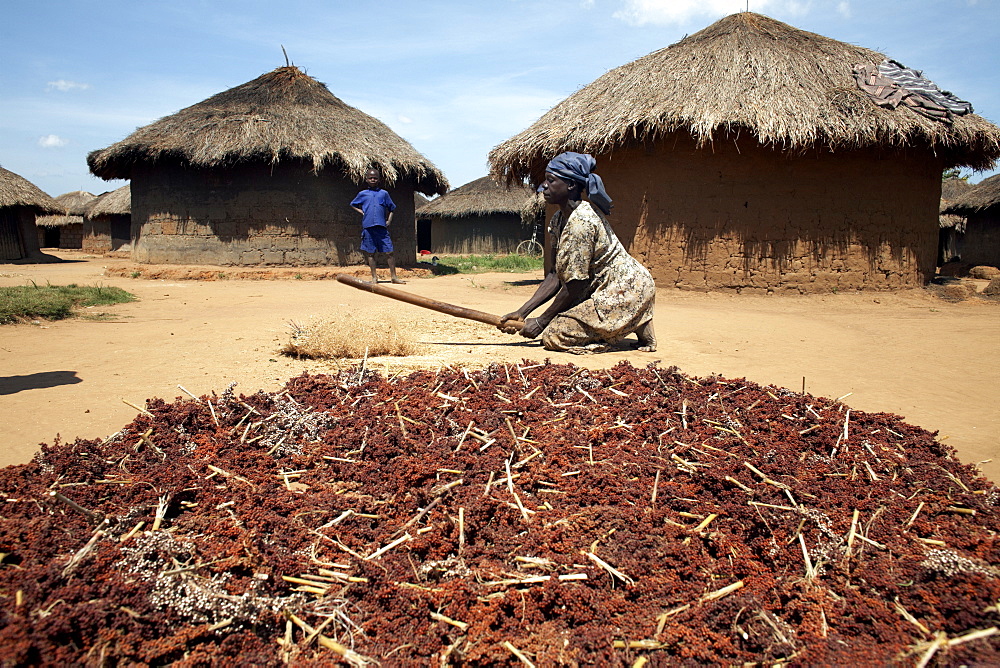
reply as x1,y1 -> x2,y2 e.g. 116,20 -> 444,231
36,191 -> 97,227
490,12 -> 1000,184
88,66 -> 448,196
0,167 -> 58,213
86,184 -> 131,217
35,214 -> 82,227
417,176 -> 539,220
944,173 -> 1000,214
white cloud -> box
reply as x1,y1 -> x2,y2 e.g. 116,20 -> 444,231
612,0 -> 811,26
397,114 -> 413,124
836,1 -> 851,17
46,80 -> 90,92
38,134 -> 68,148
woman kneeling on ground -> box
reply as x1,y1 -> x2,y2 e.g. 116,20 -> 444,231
498,152 -> 657,354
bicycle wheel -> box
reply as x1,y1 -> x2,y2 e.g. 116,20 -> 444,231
515,239 -> 544,257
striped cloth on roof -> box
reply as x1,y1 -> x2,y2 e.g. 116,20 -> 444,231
878,59 -> 972,115
853,59 -> 972,125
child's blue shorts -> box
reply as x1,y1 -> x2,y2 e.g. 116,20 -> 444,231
361,226 -> 393,254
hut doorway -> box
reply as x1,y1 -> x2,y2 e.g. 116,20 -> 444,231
41,226 -> 60,248
0,211 -> 24,260
417,217 -> 432,253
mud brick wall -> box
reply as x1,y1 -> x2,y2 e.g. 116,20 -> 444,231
129,163 -> 417,266
590,134 -> 942,293
57,224 -> 83,249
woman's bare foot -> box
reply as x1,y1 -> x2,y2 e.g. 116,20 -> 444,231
391,278 -> 406,284
636,320 -> 657,352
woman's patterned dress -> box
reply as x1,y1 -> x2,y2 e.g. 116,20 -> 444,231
542,201 -> 655,353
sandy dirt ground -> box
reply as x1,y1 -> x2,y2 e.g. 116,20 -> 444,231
2,250 -> 998,483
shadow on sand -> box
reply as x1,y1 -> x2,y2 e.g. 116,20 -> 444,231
0,370 -> 83,395
5,252 -> 88,265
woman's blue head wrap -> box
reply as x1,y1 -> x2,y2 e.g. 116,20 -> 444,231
542,152 -> 613,215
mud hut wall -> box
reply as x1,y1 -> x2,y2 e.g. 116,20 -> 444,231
83,217 -> 112,252
1,208 -> 42,260
959,211 -> 1000,266
594,135 -> 942,293
84,215 -> 132,252
429,213 -> 523,254
1,208 -> 28,260
129,163 -> 417,266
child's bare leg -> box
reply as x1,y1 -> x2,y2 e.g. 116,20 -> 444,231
388,254 -> 405,284
636,320 -> 656,352
367,254 -> 378,283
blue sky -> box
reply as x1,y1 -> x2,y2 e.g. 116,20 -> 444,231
2,0 -> 998,198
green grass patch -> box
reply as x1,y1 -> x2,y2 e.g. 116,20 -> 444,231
431,254 -> 544,275
0,283 -> 137,324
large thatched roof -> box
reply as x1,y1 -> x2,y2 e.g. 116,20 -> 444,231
87,66 -> 448,196
86,185 -> 131,217
490,12 -> 1000,184
0,167 -> 58,213
944,174 -> 1000,214
36,191 -> 97,227
417,177 -> 542,223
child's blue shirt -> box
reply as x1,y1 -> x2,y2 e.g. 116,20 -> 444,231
351,188 -> 396,229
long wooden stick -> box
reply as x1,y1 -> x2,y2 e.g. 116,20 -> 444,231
336,273 -> 518,327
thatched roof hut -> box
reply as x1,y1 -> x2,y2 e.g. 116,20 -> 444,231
415,177 -> 543,255
942,174 -> 1000,267
940,177 -> 972,228
945,174 -> 1000,214
89,67 -> 446,195
36,191 -> 96,227
418,177 -> 541,221
87,66 -> 447,266
36,191 -> 96,250
82,185 -> 131,253
491,13 -> 999,183
0,167 -> 57,261
490,12 -> 1000,292
938,177 -> 972,264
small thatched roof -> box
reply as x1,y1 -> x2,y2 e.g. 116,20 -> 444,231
86,185 -> 131,218
416,177 -> 541,224
88,66 -> 448,196
490,12 -> 1000,184
36,191 -> 97,227
939,177 -> 972,228
941,177 -> 973,206
0,167 -> 58,213
944,174 -> 1000,214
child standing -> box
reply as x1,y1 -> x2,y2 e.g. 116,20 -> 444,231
351,168 -> 405,284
